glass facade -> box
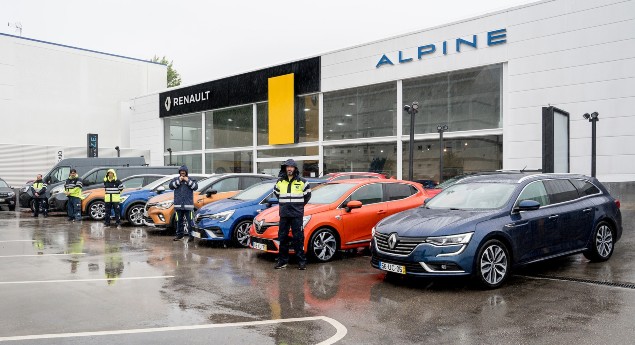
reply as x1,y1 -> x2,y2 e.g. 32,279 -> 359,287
402,135 -> 503,182
164,154 -> 203,174
323,82 -> 397,140
403,65 -> 501,134
164,114 -> 202,152
323,143 -> 397,177
163,64 -> 502,180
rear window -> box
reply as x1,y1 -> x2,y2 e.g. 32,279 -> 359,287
570,179 -> 601,196
543,179 -> 579,204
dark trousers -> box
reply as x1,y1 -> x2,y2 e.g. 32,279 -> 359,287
33,198 -> 48,216
67,196 -> 81,221
104,201 -> 121,225
175,209 -> 194,237
277,217 -> 306,265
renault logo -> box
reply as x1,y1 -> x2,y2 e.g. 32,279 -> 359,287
257,219 -> 264,231
388,233 -> 399,249
164,96 -> 171,111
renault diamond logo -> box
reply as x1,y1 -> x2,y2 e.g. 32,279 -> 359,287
388,233 -> 399,249
164,96 -> 171,111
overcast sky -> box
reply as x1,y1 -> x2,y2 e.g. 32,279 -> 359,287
2,0 -> 537,86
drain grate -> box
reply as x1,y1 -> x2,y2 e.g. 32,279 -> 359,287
518,275 -> 635,290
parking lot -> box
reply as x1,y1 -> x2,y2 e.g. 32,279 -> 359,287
1,209 -> 635,344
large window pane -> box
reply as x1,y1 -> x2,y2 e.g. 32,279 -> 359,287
257,160 -> 319,178
402,135 -> 502,182
163,113 -> 202,152
206,105 -> 252,149
323,142 -> 397,177
257,103 -> 269,146
205,151 -> 253,174
164,154 -> 202,174
324,83 -> 396,140
403,64 -> 501,134
257,146 -> 318,159
297,95 -> 319,143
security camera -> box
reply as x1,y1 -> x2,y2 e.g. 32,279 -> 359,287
583,113 -> 590,120
403,105 -> 411,111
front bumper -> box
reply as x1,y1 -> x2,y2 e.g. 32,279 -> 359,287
192,224 -> 227,241
147,207 -> 172,227
0,195 -> 16,207
370,237 -> 473,277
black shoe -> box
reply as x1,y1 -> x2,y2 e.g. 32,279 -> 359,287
173,235 -> 184,241
187,236 -> 195,243
274,262 -> 288,269
298,263 -> 307,270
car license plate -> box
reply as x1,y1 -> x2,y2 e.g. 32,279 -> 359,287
252,242 -> 267,251
192,231 -> 201,238
379,261 -> 406,274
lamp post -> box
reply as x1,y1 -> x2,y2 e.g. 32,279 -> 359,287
403,102 -> 419,181
115,146 -> 120,157
437,124 -> 449,183
167,148 -> 173,166
583,112 -> 599,177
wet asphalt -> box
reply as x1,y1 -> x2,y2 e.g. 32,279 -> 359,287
0,209 -> 634,345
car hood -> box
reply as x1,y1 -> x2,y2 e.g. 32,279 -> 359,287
376,208 -> 492,237
0,187 -> 13,193
198,198 -> 256,214
255,203 -> 332,222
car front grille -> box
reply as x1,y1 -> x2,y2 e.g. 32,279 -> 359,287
253,220 -> 278,234
374,232 -> 426,256
0,193 -> 8,197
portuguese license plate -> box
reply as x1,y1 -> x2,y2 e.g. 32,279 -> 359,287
379,261 -> 406,274
252,242 -> 267,251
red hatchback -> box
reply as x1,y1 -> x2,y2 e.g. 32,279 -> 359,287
249,179 -> 427,262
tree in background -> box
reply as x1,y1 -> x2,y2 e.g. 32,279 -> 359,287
151,55 -> 181,88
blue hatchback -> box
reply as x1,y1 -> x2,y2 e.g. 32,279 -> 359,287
193,181 -> 277,247
371,173 -> 622,289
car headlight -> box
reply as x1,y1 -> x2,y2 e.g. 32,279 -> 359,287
371,226 -> 376,237
50,185 -> 63,195
302,215 -> 311,228
204,210 -> 235,222
7,192 -> 15,197
119,195 -> 129,203
426,232 -> 473,246
155,200 -> 173,209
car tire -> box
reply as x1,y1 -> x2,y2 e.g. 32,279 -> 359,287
475,239 -> 510,289
231,220 -> 252,248
127,204 -> 145,226
583,221 -> 614,262
308,228 -> 339,262
88,200 -> 106,221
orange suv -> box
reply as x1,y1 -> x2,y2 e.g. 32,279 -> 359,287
249,179 -> 427,262
146,173 -> 274,229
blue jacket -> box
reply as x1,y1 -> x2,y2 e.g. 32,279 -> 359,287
169,166 -> 198,210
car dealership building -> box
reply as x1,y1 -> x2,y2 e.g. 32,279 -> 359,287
129,0 -> 635,188
2,0 -> 634,196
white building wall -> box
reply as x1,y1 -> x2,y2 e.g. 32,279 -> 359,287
321,0 -> 635,182
129,94 -> 164,167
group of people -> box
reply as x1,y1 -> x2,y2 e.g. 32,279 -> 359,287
28,159 -> 312,270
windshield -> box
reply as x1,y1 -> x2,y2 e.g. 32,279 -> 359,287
426,182 -> 516,210
196,176 -> 222,192
434,175 -> 470,189
308,183 -> 355,204
143,176 -> 174,191
0,179 -> 8,188
231,182 -> 275,201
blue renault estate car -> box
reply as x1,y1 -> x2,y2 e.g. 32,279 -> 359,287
371,173 -> 622,289
193,181 -> 277,247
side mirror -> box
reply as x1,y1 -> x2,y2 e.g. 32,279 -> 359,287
345,200 -> 362,212
45,177 -> 52,184
514,200 -> 541,213
156,186 -> 165,193
206,189 -> 218,198
266,197 -> 279,207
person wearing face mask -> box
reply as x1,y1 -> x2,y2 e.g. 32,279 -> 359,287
64,169 -> 83,222
169,165 -> 198,242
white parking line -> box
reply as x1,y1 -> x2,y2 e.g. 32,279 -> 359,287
0,316 -> 348,344
0,240 -> 36,243
0,276 -> 174,285
0,253 -> 86,258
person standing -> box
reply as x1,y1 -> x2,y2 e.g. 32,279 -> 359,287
169,165 -> 198,241
64,169 -> 83,222
273,159 -> 311,270
29,174 -> 48,217
103,169 -> 124,228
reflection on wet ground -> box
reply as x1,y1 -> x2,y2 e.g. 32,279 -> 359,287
1,210 -> 635,344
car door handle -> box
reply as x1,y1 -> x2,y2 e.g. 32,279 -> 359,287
505,222 -> 528,228
582,208 -> 592,213
377,210 -> 386,214
548,215 -> 559,220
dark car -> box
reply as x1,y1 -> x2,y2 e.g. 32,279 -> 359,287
0,178 -> 17,211
371,173 -> 622,289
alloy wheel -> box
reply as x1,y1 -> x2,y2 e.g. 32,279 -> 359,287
480,244 -> 508,286
595,224 -> 613,258
312,230 -> 337,262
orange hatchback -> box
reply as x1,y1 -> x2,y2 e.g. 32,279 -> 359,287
249,179 -> 427,262
146,173 -> 274,229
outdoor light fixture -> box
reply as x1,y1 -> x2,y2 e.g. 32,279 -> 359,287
437,124 -> 449,183
115,146 -> 120,157
167,147 -> 173,166
583,112 -> 599,177
404,102 -> 420,181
